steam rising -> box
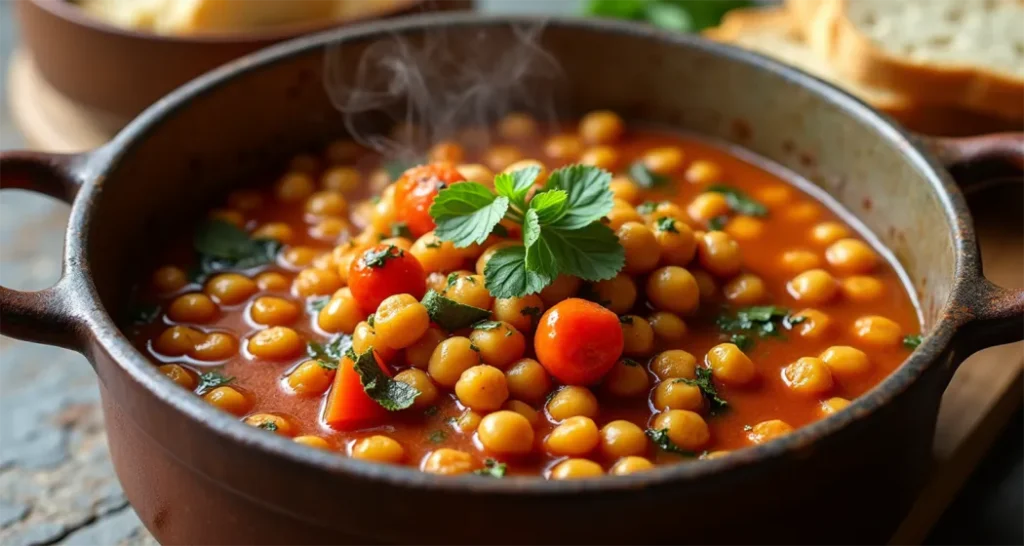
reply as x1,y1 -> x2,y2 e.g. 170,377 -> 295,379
324,22 -> 564,161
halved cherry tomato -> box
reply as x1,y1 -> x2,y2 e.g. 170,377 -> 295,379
323,353 -> 390,430
348,243 -> 427,313
534,298 -> 624,385
393,162 -> 466,238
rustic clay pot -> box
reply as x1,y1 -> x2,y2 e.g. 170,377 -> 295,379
1,15 -> 1022,545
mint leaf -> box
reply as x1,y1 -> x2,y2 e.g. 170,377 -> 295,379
193,220 -> 281,278
484,245 -> 551,298
706,185 -> 767,217
196,371 -> 233,395
307,335 -> 353,370
679,366 -> 728,413
529,189 -> 569,225
474,458 -> 507,478
655,216 -> 678,233
542,165 -> 614,230
430,183 -> 509,248
494,166 -> 541,210
350,347 -> 419,410
525,221 -> 624,282
421,290 -> 491,331
628,161 -> 671,189
645,428 -> 694,456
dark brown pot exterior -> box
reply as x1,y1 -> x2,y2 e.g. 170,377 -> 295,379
2,15 -> 1022,545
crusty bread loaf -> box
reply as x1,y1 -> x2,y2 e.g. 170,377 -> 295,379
705,7 -> 1022,136
793,0 -> 1024,122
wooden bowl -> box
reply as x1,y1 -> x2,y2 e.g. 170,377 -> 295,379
16,0 -> 470,122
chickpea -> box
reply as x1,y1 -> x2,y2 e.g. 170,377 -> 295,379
256,272 -> 290,292
370,190 -> 398,235
646,201 -> 687,223
289,154 -> 321,175
159,364 -> 196,390
294,435 -> 330,449
648,312 -> 687,344
609,177 -> 641,204
373,294 -> 430,350
252,222 -> 294,244
455,365 -> 509,411
352,435 -> 405,464
310,218 -> 350,242
292,268 -> 341,299
429,141 -> 465,163
684,160 -> 723,185
589,274 -> 637,315
456,163 -> 494,185
819,346 -> 871,380
351,321 -> 396,361
606,200 -> 643,230
579,110 -> 625,144
791,308 -> 832,340
550,458 -> 603,480
484,145 -> 523,171
444,274 -> 493,310
209,209 -> 244,228
503,399 -> 541,427
650,350 -> 697,380
545,416 -> 600,456
454,409 -> 483,434
782,357 -> 834,395
687,192 -> 730,223
205,273 -> 257,306
723,273 -> 767,306
841,276 -> 885,303
539,275 -> 581,307
748,419 -> 793,444
167,293 -> 218,324
784,202 -> 822,223
610,456 -> 653,475
852,315 -> 902,347
651,409 -> 710,451
825,238 -> 878,275
324,139 -> 362,164
546,386 -> 598,422
707,343 -> 756,385
498,112 -> 538,140
646,266 -> 700,315
287,360 -> 334,396
756,185 -> 793,208
245,296 -> 295,326
505,358 -> 552,403
245,414 -> 296,437
477,410 -> 535,455
605,359 -> 650,398
422,448 -> 475,475
652,379 -> 703,411
469,322 -> 526,369
317,293 -> 363,334
275,172 -> 316,203
580,146 -> 620,170
152,266 -> 187,293
653,217 -> 697,266
544,134 -> 583,161
282,246 -> 322,269
248,327 -> 303,360
492,295 -> 545,333
410,231 -> 463,274
428,337 -> 481,388
321,166 -> 361,194
780,249 -> 823,274
394,368 -> 439,409
820,397 -> 852,415
617,222 -> 660,275
190,333 -> 239,361
692,269 -> 718,301
402,326 -> 444,369
620,316 -> 655,358
787,269 -> 838,304
725,215 -> 765,241
227,189 -> 264,212
643,146 -> 685,175
153,326 -> 204,357
599,420 -> 647,459
810,222 -> 850,246
203,386 -> 250,416
697,232 -> 742,277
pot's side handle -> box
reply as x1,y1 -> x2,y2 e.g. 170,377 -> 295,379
0,151 -> 89,352
926,133 -> 1024,353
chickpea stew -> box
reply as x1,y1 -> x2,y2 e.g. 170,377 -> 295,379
125,111 -> 922,479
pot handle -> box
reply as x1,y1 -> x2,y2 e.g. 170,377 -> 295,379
926,133 -> 1024,353
0,151 -> 90,352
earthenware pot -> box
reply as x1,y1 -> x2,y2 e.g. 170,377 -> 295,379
1,15 -> 1021,545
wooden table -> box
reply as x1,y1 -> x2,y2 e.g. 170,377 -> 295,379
7,50 -> 1023,544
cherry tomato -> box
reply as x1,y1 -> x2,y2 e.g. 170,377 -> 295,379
348,244 -> 427,313
324,352 -> 390,430
393,162 -> 466,238
534,298 -> 624,385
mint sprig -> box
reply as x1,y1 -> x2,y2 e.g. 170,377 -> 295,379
429,164 -> 624,298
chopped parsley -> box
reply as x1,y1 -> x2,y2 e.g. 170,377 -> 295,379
196,371 -> 233,395
645,428 -> 694,456
619,315 -> 634,325
636,201 -> 660,215
717,305 -> 799,349
473,320 -> 504,331
258,421 -> 279,432
677,366 -> 728,413
621,358 -> 641,367
421,290 -> 491,331
306,296 -> 330,314
348,347 -> 420,411
446,272 -> 461,288
306,335 -> 354,370
903,334 -> 923,349
390,222 -> 413,239
655,216 -> 679,233
474,458 -> 507,478
628,161 -> 672,189
190,220 -> 282,281
366,313 -> 376,328
705,185 -> 768,217
729,333 -> 754,352
427,430 -> 447,444
520,306 -> 543,323
362,244 -> 403,268
708,215 -> 729,231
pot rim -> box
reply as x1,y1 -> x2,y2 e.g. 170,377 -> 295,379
28,0 -> 423,45
74,13 -> 974,494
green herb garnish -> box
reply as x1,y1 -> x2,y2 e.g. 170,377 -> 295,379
429,165 -> 623,299
655,217 -> 679,233
903,334 -> 923,349
427,430 -> 447,444
645,428 -> 695,456
421,290 -> 490,331
473,320 -> 504,331
446,272 -> 461,289
306,335 -> 354,370
708,215 -> 729,231
584,0 -> 752,33
706,185 -> 768,217
474,458 -> 507,478
306,296 -> 330,314
258,421 -> 279,432
636,201 -> 660,215
678,366 -> 728,413
730,333 -> 754,352
425,239 -> 443,249
362,244 -> 403,268
619,315 -> 634,325
196,371 -> 233,395
627,161 -> 671,189
390,222 -> 413,239
621,358 -> 640,367
521,306 -> 543,322
717,306 -> 797,349
349,347 -> 420,411
367,313 -> 376,328
191,220 -> 282,281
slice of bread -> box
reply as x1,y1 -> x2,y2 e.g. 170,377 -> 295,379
705,7 -> 1022,136
794,0 -> 1024,122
